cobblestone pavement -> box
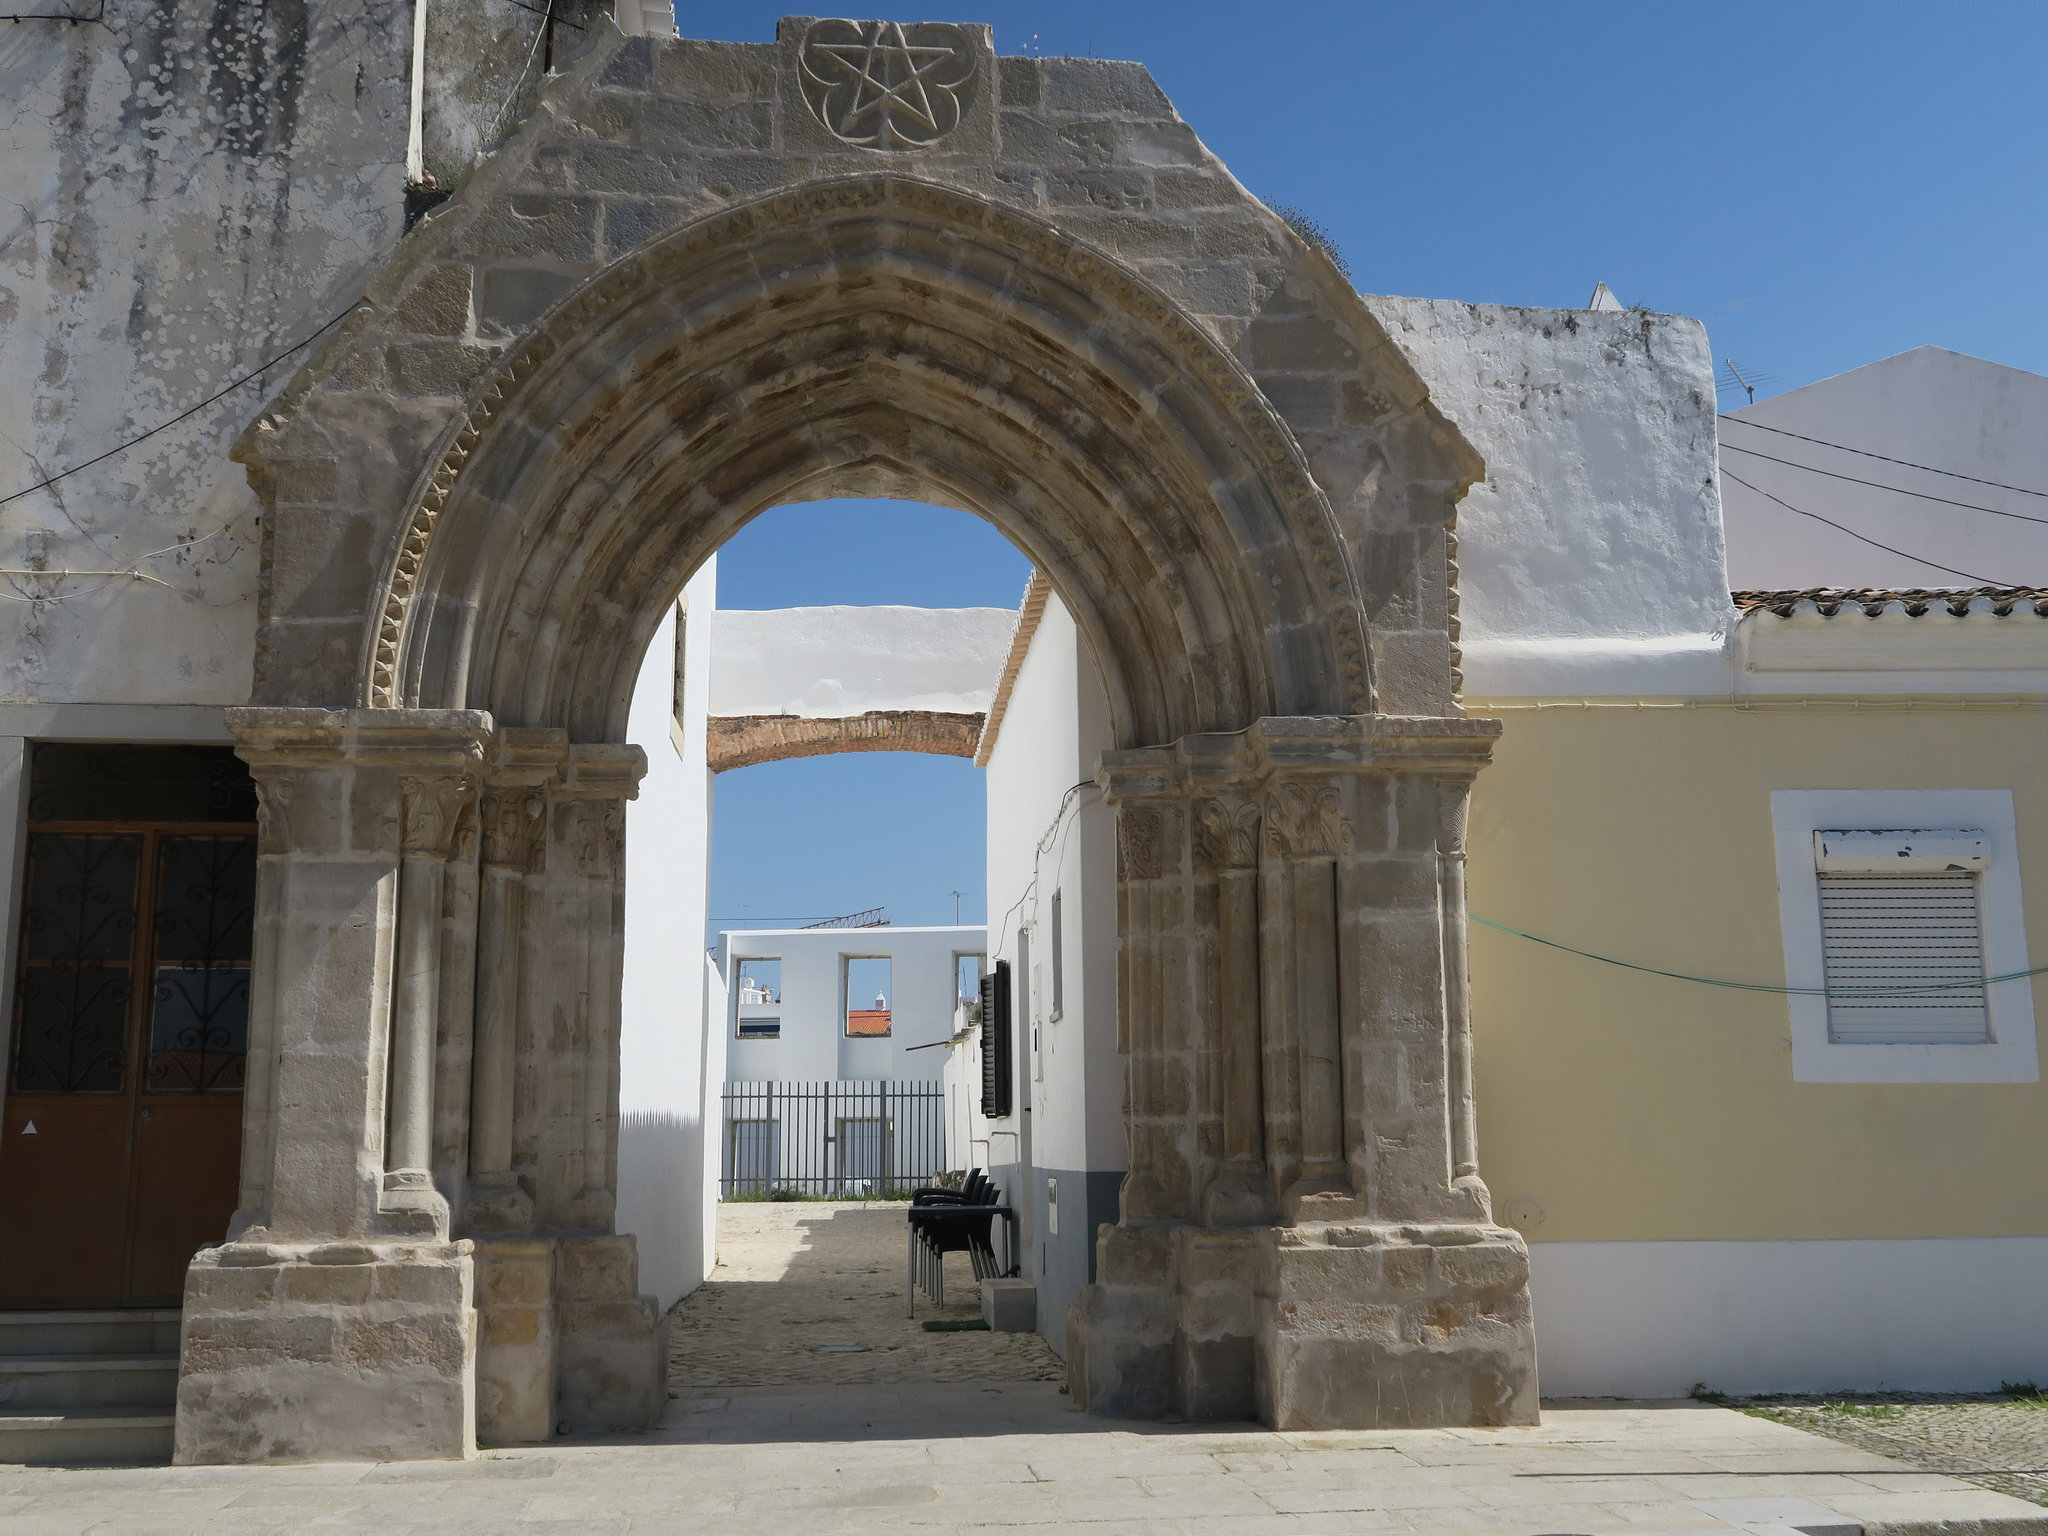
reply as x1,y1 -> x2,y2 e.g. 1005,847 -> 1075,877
666,1200 -> 1065,1388
1738,1394 -> 2048,1507
8,1396 -> 2047,1533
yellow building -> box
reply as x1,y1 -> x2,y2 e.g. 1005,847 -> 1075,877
1409,301 -> 2048,1394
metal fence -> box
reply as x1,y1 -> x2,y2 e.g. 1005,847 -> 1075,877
721,1080 -> 946,1199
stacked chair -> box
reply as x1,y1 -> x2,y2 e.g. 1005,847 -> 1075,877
905,1169 -> 1016,1316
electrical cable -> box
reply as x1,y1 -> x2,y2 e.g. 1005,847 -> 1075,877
0,516 -> 254,604
1471,913 -> 2048,997
2,3 -> 106,23
990,779 -> 1097,959
501,0 -> 584,27
1720,469 -> 2002,584
487,8 -> 552,146
1721,415 -> 2048,501
1720,442 -> 2048,528
0,301 -> 363,510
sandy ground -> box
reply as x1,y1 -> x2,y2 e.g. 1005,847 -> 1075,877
666,1200 -> 1065,1389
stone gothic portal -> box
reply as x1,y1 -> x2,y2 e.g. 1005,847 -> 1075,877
181,19 -> 1537,1462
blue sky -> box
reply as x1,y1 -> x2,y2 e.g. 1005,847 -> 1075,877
708,503 -> 1027,935
700,1 -> 2048,938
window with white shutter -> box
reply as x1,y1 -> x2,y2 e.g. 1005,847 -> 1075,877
1815,829 -> 1990,1044
1773,793 -> 2037,1083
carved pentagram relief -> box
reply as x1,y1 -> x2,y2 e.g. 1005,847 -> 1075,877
798,19 -> 979,148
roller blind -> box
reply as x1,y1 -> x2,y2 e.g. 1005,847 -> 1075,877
1818,871 -> 1990,1043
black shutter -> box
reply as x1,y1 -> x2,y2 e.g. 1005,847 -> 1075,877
979,959 -> 1012,1119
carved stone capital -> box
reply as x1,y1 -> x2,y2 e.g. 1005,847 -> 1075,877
1195,794 -> 1261,871
560,797 -> 626,882
252,773 -> 295,854
1434,775 -> 1472,861
481,789 -> 548,873
1116,801 -> 1180,883
1264,778 -> 1352,860
401,775 -> 476,861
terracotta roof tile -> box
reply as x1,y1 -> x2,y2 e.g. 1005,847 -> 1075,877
1732,586 -> 2048,619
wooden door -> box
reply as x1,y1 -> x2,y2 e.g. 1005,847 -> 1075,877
0,819 -> 254,1307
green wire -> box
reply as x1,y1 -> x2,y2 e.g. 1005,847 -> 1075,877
1467,914 -> 2048,998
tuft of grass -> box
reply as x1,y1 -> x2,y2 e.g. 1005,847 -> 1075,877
1270,204 -> 1351,283
1819,1400 -> 1904,1419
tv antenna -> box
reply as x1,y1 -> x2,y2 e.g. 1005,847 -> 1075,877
1722,358 -> 1759,405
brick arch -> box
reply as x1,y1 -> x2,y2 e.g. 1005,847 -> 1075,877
705,709 -> 985,773
363,175 -> 1373,748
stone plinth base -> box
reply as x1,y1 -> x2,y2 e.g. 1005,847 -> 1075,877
474,1233 -> 666,1445
1257,1223 -> 1538,1429
1067,1220 -> 1537,1430
174,1239 -> 477,1464
475,1238 -> 556,1445
556,1234 -> 667,1435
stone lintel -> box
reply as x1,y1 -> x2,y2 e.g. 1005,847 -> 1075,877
560,741 -> 648,800
226,706 -> 493,772
1099,713 -> 1502,802
488,725 -> 570,786
707,709 -> 986,772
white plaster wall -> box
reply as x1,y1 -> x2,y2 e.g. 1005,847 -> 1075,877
983,592 -> 1124,1178
1738,603 -> 2048,692
0,10 -> 413,707
1531,1238 -> 2048,1397
718,926 -> 984,1085
709,606 -> 1016,718
699,953 -> 727,1264
1723,347 -> 2048,591
1367,297 -> 1736,698
616,558 -> 717,1311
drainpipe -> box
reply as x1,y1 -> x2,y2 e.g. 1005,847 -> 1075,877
405,0 -> 428,185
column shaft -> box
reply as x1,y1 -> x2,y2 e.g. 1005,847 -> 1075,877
387,854 -> 446,1174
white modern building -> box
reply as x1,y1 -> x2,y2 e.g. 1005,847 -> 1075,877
711,923 -> 984,1200
716,923 -> 984,1084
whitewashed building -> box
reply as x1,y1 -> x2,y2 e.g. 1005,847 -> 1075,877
968,310 -> 2048,1394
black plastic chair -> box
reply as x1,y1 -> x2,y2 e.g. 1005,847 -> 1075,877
906,1170 -> 1014,1316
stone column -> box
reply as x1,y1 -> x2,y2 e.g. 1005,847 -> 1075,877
546,746 -> 667,1436
383,773 -> 476,1237
1437,775 -> 1482,1188
468,729 -> 562,1234
1066,715 -> 1537,1432
176,707 -> 491,1466
1196,790 -> 1269,1227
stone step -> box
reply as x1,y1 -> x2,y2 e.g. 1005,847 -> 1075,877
0,1408 -> 175,1466
0,1309 -> 181,1357
0,1354 -> 180,1410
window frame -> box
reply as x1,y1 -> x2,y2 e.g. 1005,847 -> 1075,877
731,955 -> 781,1041
1049,887 -> 1064,1022
843,954 -> 892,1039
1772,789 -> 2038,1083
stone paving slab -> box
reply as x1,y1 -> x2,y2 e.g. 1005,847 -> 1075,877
7,1390 -> 2043,1533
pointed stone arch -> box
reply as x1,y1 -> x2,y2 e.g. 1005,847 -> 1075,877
370,176 -> 1372,749
182,27 -> 1536,1465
